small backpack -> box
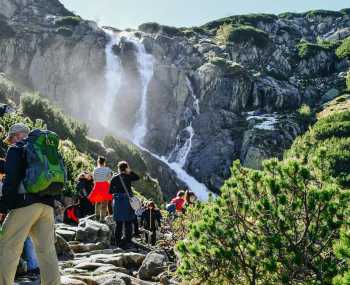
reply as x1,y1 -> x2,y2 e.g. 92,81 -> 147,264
24,129 -> 66,196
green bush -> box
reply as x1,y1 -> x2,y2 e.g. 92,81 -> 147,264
297,104 -> 313,125
176,160 -> 349,284
55,16 -> 81,27
20,93 -> 88,150
297,39 -> 339,59
59,140 -> 94,196
347,71 -> 350,91
216,24 -> 270,48
337,37 -> 350,59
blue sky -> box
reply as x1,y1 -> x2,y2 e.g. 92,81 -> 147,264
60,0 -> 350,29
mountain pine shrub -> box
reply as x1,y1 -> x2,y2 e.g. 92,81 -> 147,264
336,37 -> 350,59
333,228 -> 350,285
176,159 -> 349,284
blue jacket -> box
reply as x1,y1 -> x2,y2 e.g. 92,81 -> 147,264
110,172 -> 140,222
0,140 -> 55,213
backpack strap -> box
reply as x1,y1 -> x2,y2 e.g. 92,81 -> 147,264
119,174 -> 131,198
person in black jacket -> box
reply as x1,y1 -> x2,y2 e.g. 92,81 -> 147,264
141,201 -> 162,245
76,171 -> 94,217
109,161 -> 140,248
0,123 -> 60,285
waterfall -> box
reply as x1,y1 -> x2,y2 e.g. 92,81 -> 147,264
103,31 -> 210,201
101,30 -> 122,129
131,40 -> 154,146
168,77 -> 199,167
165,76 -> 210,200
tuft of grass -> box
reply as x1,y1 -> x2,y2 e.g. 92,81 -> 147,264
216,23 -> 270,48
278,12 -> 305,19
55,16 -> 81,27
297,39 -> 339,59
138,22 -> 161,33
203,13 -> 277,30
306,9 -> 343,18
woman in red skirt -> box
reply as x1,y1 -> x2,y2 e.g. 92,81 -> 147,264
88,156 -> 113,222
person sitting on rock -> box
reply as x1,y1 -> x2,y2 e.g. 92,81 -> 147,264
166,190 -> 186,216
76,171 -> 94,218
141,201 -> 162,246
109,161 -> 140,248
88,156 -> 113,222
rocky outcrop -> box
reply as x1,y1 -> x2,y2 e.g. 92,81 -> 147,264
138,251 -> 169,281
54,216 -> 178,285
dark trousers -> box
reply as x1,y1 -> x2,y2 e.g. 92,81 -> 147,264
144,229 -> 157,245
133,218 -> 140,236
114,221 -> 132,245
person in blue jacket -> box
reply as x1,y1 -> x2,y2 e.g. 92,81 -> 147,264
109,161 -> 140,248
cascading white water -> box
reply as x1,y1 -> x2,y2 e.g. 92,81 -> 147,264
131,41 -> 154,145
168,77 -> 199,167
101,30 -> 122,129
103,32 -> 210,201
164,76 -> 210,200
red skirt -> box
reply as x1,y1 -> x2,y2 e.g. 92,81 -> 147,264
88,181 -> 112,203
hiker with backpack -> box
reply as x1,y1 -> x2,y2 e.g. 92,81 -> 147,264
141,201 -> 162,246
76,171 -> 94,217
88,156 -> 113,222
109,161 -> 140,248
0,124 -> 65,285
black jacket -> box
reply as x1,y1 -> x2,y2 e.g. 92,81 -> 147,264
0,139 -> 55,213
141,208 -> 162,231
109,172 -> 140,196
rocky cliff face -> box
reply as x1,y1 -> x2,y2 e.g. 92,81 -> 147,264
0,0 -> 107,126
135,11 -> 350,191
0,1 -> 349,194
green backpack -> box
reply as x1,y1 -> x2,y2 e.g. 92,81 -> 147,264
24,129 -> 66,196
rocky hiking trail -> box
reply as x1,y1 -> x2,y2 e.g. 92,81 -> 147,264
16,217 -> 178,285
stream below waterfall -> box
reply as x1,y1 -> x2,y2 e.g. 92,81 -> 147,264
102,30 -> 210,201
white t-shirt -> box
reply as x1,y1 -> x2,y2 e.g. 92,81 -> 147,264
93,167 -> 113,182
